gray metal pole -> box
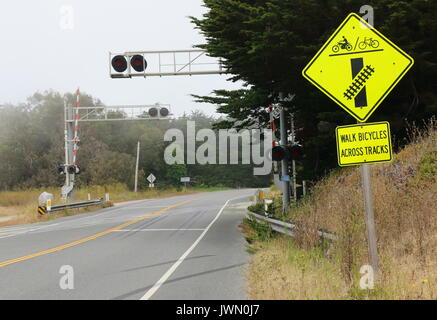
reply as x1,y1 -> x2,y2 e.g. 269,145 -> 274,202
358,117 -> 379,276
61,102 -> 75,201
292,160 -> 297,201
290,113 -> 297,201
63,101 -> 69,197
134,141 -> 140,192
361,163 -> 379,276
279,108 -> 290,209
361,11 -> 379,278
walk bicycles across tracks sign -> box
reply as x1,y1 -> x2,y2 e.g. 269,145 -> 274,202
302,13 -> 414,122
335,122 -> 392,166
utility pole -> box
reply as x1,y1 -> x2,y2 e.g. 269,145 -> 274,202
279,107 -> 290,210
134,141 -> 140,193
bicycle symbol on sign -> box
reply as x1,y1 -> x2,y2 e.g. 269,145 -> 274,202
358,37 -> 379,50
332,36 -> 381,53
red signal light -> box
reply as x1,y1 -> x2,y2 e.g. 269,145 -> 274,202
271,145 -> 304,161
111,55 -> 128,73
130,55 -> 147,72
159,107 -> 169,117
271,146 -> 288,161
148,107 -> 158,117
289,144 -> 304,160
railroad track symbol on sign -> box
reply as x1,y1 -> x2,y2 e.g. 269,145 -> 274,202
302,13 -> 414,122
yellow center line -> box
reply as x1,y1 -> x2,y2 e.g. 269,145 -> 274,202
0,196 -> 208,269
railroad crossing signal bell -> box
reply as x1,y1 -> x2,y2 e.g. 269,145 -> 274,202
302,13 -> 414,122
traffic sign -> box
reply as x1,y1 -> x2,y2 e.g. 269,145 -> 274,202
302,13 -> 414,122
37,206 -> 47,216
147,173 -> 156,183
335,121 -> 392,166
180,177 -> 190,183
281,175 -> 290,182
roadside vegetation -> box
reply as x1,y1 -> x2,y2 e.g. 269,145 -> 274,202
245,120 -> 436,299
0,183 -> 230,227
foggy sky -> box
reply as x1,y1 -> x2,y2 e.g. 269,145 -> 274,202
0,0 -> 242,116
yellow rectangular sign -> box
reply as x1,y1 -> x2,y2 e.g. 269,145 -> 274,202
335,121 -> 392,166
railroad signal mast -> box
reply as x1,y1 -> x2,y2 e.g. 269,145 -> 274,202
60,89 -> 172,201
109,49 -> 225,78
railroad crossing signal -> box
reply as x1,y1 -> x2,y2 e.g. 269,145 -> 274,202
109,50 -> 224,78
302,13 -> 414,122
271,144 -> 304,162
57,164 -> 80,175
111,54 -> 147,73
148,105 -> 169,118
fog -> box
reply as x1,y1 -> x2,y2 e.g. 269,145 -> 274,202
0,0 -> 242,115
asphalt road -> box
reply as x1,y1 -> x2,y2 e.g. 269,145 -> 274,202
0,189 -> 255,300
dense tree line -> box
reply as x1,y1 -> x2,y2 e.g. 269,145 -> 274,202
0,91 -> 270,191
191,0 -> 437,180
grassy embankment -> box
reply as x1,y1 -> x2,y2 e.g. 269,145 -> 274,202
0,184 -> 230,227
245,120 -> 436,299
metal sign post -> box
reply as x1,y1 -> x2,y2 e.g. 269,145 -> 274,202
279,107 -> 290,210
361,161 -> 379,276
134,141 -> 140,193
290,113 -> 297,202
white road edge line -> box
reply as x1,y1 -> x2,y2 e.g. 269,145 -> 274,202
113,228 -> 205,232
0,223 -> 61,239
140,196 -> 244,300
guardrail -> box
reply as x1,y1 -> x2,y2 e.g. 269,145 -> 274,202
246,210 -> 336,241
48,198 -> 104,212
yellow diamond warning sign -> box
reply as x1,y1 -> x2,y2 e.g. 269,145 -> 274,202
302,13 -> 414,122
336,121 -> 392,166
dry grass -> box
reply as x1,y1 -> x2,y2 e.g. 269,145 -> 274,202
247,238 -> 350,299
247,119 -> 436,299
0,183 -> 228,227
